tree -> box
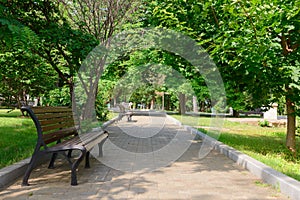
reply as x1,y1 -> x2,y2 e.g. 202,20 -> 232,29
0,2 -> 56,107
1,0 -> 98,108
109,47 -> 203,114
59,0 -> 139,120
134,0 -> 300,152
202,0 -> 300,152
0,50 -> 56,108
185,0 -> 300,152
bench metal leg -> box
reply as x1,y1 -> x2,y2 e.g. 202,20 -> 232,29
70,150 -> 86,186
68,150 -> 73,158
48,152 -> 58,169
127,114 -> 133,121
22,152 -> 40,186
98,138 -> 107,157
85,151 -> 90,168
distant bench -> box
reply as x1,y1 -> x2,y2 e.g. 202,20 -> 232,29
117,104 -> 134,121
21,106 -> 108,186
239,109 -> 263,117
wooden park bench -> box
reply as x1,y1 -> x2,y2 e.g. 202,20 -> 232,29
117,104 -> 134,121
239,108 -> 264,117
21,106 -> 108,186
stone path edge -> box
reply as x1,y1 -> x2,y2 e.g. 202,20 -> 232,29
166,115 -> 300,200
0,114 -> 123,191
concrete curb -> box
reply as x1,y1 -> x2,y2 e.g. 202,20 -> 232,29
0,158 -> 30,190
0,156 -> 50,191
167,115 -> 300,200
0,116 -> 121,191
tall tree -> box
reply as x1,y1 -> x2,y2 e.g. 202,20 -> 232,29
1,0 -> 98,107
0,1 -> 56,107
202,0 -> 300,152
0,50 -> 56,108
59,0 -> 139,119
138,0 -> 300,152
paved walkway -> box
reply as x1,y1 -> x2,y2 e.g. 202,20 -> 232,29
0,115 -> 289,199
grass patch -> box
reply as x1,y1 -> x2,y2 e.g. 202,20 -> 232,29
172,114 -> 300,181
0,109 -> 36,169
254,180 -> 269,187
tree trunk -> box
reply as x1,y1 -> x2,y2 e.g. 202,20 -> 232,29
69,82 -> 74,109
232,109 -> 240,117
113,96 -> 117,107
162,93 -> 165,111
150,97 -> 155,110
82,91 -> 96,120
281,36 -> 298,154
165,94 -> 170,110
286,97 -> 296,154
179,92 -> 186,115
192,96 -> 198,113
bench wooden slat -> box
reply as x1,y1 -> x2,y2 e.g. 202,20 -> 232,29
84,133 -> 108,151
53,131 -> 101,147
36,112 -> 74,120
41,121 -> 75,132
39,116 -> 74,126
47,131 -> 108,152
32,107 -> 72,114
43,127 -> 78,144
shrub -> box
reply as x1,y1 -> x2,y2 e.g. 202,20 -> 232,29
259,120 -> 269,127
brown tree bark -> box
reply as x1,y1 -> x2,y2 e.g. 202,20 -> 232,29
179,92 -> 186,115
232,109 -> 240,118
150,97 -> 155,110
286,97 -> 296,154
192,96 -> 198,113
281,35 -> 298,153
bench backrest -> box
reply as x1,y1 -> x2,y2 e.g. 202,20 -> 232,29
117,104 -> 126,113
22,106 -> 79,147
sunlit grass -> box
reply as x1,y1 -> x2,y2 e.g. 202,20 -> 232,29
172,114 -> 300,181
107,111 -> 119,119
0,109 -> 36,169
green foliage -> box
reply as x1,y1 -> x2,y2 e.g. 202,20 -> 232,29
43,86 -> 71,107
208,0 -> 300,110
109,46 -> 209,111
142,0 -> 300,114
0,50 -> 56,106
259,120 -> 270,127
1,0 -> 299,151
0,4 -> 39,52
95,80 -> 116,121
0,0 -> 99,105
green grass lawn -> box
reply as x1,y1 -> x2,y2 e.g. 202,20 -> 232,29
0,109 -> 36,169
172,114 -> 300,181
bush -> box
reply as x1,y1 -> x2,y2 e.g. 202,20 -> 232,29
258,119 -> 269,127
95,102 -> 109,121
